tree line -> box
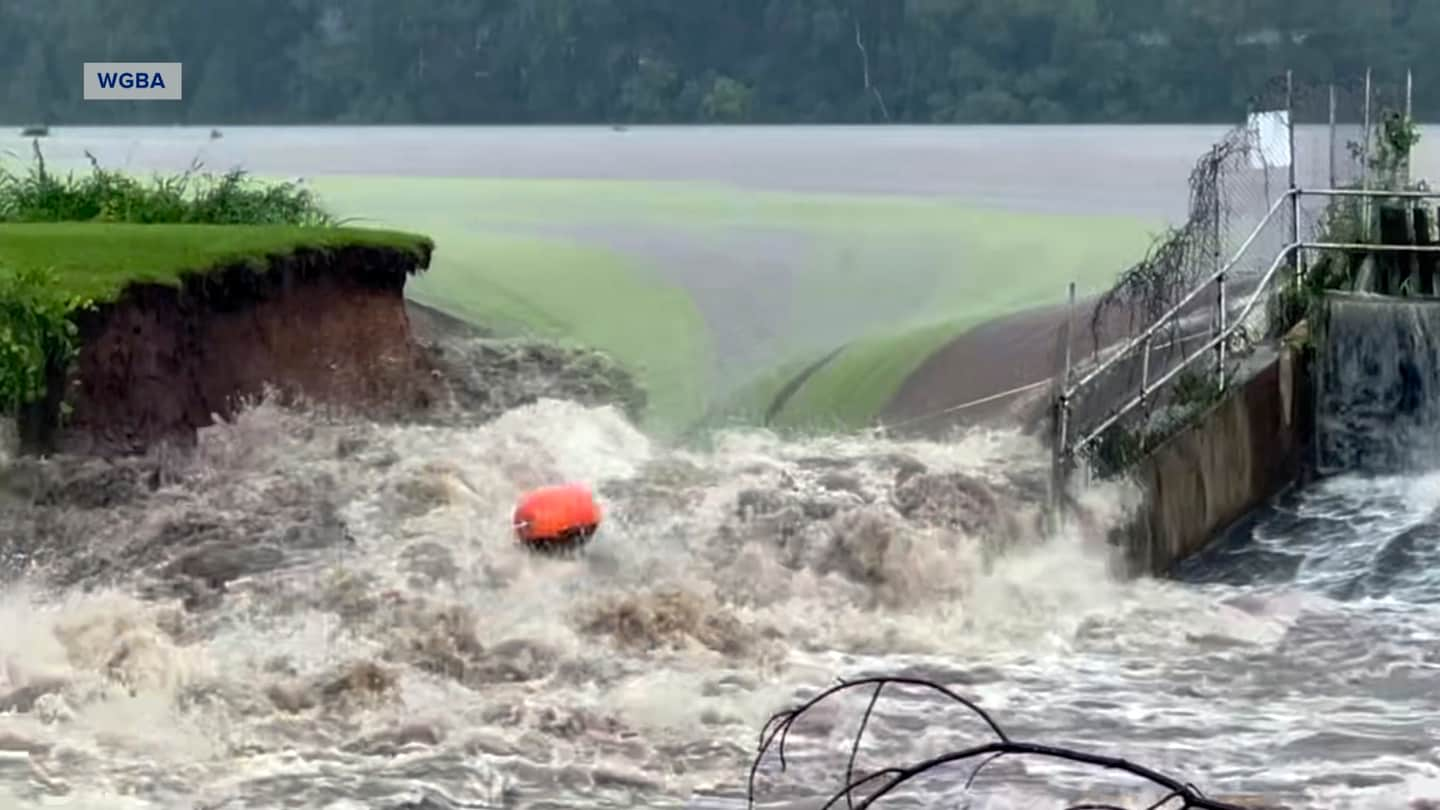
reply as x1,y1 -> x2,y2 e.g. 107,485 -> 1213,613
2,0 -> 1436,126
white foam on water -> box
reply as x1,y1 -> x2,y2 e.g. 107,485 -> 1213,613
0,397 -> 1435,808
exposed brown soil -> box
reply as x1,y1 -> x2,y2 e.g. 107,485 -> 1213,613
56,243 -> 444,455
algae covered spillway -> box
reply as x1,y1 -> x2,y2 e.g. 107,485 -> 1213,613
308,174 -> 1158,433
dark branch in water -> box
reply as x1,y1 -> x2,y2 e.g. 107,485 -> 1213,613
1144,789 -> 1187,809
747,675 -> 1252,810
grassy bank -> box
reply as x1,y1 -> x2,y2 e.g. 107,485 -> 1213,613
0,223 -> 430,302
0,149 -> 429,303
0,151 -> 438,451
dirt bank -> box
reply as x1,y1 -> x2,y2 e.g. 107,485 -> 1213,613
54,243 -> 443,455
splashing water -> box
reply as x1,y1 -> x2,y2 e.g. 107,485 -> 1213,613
0,396 -> 1437,809
1316,294 -> 1440,475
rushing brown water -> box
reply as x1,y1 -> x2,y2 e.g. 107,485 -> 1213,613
0,386 -> 1437,809
2,126 -> 1438,808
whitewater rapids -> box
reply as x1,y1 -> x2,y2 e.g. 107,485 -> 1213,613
0,397 -> 1437,809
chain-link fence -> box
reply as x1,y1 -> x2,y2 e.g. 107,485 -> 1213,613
1054,70 -> 1417,484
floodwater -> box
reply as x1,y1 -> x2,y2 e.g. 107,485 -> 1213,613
0,395 -> 1437,809
0,126 -> 1437,808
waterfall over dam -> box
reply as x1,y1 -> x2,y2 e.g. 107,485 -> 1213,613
1317,291 -> 1440,474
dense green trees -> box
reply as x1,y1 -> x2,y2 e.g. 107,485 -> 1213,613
1,0 -> 1435,125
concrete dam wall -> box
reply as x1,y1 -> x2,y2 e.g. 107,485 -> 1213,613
1118,340 -> 1313,577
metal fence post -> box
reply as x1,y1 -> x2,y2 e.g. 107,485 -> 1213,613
1362,68 -> 1373,242
1328,83 -> 1337,189
1216,274 -> 1227,389
1050,281 -> 1077,530
1140,336 -> 1151,398
1404,68 -> 1414,188
1287,70 -> 1305,307
1213,168 -> 1223,382
1064,281 -> 1076,390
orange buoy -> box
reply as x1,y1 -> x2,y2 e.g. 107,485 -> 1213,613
513,483 -> 602,554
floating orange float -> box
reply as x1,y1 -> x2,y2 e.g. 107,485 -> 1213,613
513,483 -> 602,554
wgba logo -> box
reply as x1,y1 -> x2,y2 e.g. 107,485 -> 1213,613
83,62 -> 182,101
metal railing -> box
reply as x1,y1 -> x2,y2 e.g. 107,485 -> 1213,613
1053,186 -> 1440,484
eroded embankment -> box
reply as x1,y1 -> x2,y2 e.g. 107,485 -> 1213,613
54,244 -> 442,455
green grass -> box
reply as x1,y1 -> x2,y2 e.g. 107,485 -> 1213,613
0,223 -> 431,303
305,175 -> 1158,433
1,145 -> 335,226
